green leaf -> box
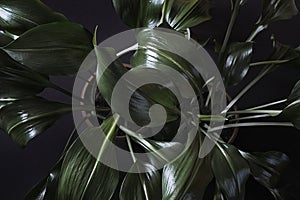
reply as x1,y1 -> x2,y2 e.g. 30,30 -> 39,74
162,134 -> 211,200
0,0 -> 67,35
164,0 -> 212,30
220,42 -> 253,86
211,144 -> 250,200
58,117 -> 119,200
112,0 -> 165,28
287,80 -> 300,105
258,0 -> 298,26
281,99 -> 300,129
0,49 -> 49,104
119,161 -> 162,200
25,161 -> 62,200
239,151 -> 289,198
0,97 -> 70,146
3,22 -> 93,75
0,31 -> 13,46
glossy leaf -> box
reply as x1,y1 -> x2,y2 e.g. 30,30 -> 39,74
164,0 -> 212,30
0,31 -> 13,46
220,42 -> 253,86
0,0 -> 67,35
25,161 -> 62,200
4,22 -> 93,75
0,97 -> 70,146
162,134 -> 211,200
239,151 -> 289,196
58,117 -> 119,200
112,0 -> 164,28
287,80 -> 300,105
211,144 -> 250,200
281,100 -> 300,129
0,49 -> 49,103
119,161 -> 162,200
258,0 -> 298,26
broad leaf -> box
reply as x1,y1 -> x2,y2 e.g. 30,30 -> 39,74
258,0 -> 298,26
220,42 -> 253,86
239,151 -> 289,198
25,161 -> 62,200
112,0 -> 165,28
4,22 -> 93,75
164,0 -> 212,30
0,0 -> 67,35
281,99 -> 300,129
0,49 -> 49,103
119,161 -> 162,200
0,97 -> 70,146
211,144 -> 250,200
0,31 -> 13,46
58,117 -> 119,200
162,134 -> 210,200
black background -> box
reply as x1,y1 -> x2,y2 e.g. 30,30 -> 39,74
0,0 -> 300,199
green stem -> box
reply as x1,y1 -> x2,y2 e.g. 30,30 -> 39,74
220,0 -> 241,55
246,99 -> 287,110
208,122 -> 293,132
250,60 -> 291,67
227,110 -> 282,117
230,114 -> 272,122
126,135 -> 137,163
246,24 -> 266,42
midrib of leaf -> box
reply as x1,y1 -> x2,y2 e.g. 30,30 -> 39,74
0,7 -> 39,26
79,115 -> 120,200
216,143 -> 240,195
8,106 -> 71,133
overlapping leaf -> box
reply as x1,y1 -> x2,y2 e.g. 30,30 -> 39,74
0,0 -> 67,35
164,0 -> 212,30
0,31 -> 13,46
0,97 -> 70,146
58,117 -> 119,200
112,0 -> 165,28
239,151 -> 289,198
119,161 -> 162,200
220,42 -> 253,86
3,22 -> 93,75
211,144 -> 250,200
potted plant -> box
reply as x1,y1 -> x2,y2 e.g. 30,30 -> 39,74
0,0 -> 299,199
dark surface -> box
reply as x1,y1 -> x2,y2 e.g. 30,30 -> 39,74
0,0 -> 299,199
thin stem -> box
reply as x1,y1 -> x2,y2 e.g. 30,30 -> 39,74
229,114 -> 271,122
220,0 -> 240,55
126,135 -> 137,163
223,66 -> 272,113
247,99 -> 287,110
208,122 -> 293,132
227,110 -> 282,117
117,43 -> 138,57
250,60 -> 291,67
246,24 -> 266,42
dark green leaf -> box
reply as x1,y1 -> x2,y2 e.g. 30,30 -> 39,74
4,22 -> 93,75
162,134 -> 210,200
258,0 -> 298,26
220,42 -> 253,86
58,117 -> 119,200
25,161 -> 62,200
211,144 -> 250,200
240,151 -> 289,192
0,31 -> 13,46
0,49 -> 48,104
119,161 -> 162,200
230,0 -> 247,10
0,97 -> 70,146
287,80 -> 300,105
165,0 -> 212,30
112,0 -> 164,28
281,100 -> 300,129
0,0 -> 67,35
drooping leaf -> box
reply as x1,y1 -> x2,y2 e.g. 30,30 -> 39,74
112,0 -> 165,28
239,151 -> 289,198
58,117 -> 119,200
0,97 -> 70,146
3,22 -> 93,75
220,42 -> 253,86
211,144 -> 250,200
164,0 -> 212,30
258,0 -> 298,27
0,0 -> 67,35
162,134 -> 211,200
25,160 -> 62,200
119,161 -> 162,200
0,49 -> 49,104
